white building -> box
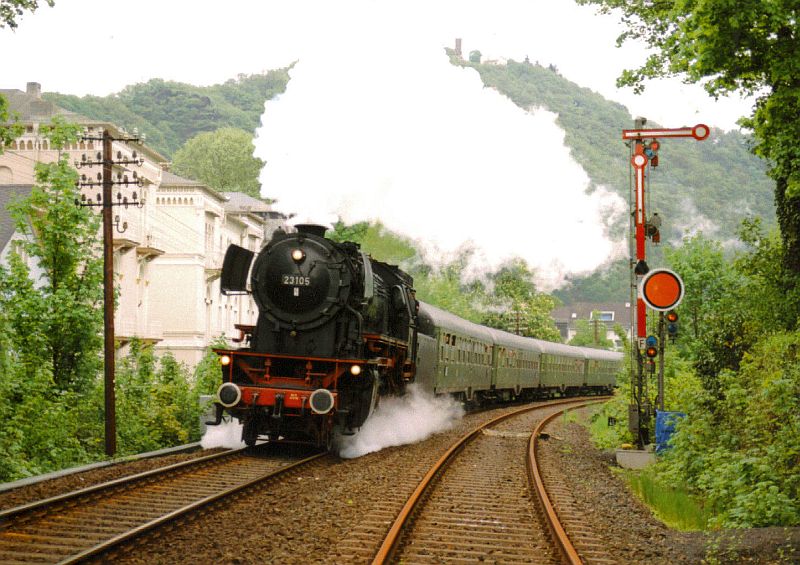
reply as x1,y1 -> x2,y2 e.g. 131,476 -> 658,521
1,82 -> 284,367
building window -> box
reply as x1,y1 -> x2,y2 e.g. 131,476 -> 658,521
590,311 -> 615,322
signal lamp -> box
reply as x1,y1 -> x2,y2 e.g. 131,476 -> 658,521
291,249 -> 305,262
350,364 -> 362,376
645,346 -> 658,358
666,310 -> 679,338
219,354 -> 231,366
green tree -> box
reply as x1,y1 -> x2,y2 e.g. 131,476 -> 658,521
689,221 -> 788,396
114,342 -> 203,453
569,311 -> 614,349
578,0 -> 800,326
665,234 -> 739,342
414,255 -> 487,324
172,127 -> 264,197
659,331 -> 800,527
1,93 -> 24,152
468,50 -> 482,63
0,117 -> 103,392
0,0 -> 53,29
481,259 -> 562,341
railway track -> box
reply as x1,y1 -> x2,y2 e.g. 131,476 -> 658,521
371,397 -> 608,564
0,446 -> 324,564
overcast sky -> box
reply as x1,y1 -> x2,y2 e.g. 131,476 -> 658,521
1,0 -> 756,286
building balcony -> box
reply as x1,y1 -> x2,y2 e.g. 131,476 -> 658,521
115,319 -> 164,346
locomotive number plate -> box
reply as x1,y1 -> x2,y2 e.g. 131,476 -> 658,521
282,274 -> 311,286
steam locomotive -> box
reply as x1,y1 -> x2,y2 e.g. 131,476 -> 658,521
207,224 -> 620,448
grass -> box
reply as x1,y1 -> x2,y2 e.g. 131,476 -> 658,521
583,404 -> 713,531
587,405 -> 624,449
623,468 -> 713,531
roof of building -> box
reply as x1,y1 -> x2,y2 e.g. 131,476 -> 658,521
0,184 -> 33,251
1,85 -> 91,124
1,83 -> 169,163
159,171 -> 227,203
160,170 -> 204,187
222,191 -> 273,213
551,302 -> 632,328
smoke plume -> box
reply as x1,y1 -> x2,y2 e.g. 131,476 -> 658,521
253,26 -> 625,287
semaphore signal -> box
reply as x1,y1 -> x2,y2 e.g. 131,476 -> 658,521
623,117 -> 707,448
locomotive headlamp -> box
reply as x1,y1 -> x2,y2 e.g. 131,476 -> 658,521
291,249 -> 305,262
350,364 -> 362,376
219,354 -> 231,366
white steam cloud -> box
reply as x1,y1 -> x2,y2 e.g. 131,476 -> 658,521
338,384 -> 465,459
201,419 -> 245,450
254,17 -> 626,287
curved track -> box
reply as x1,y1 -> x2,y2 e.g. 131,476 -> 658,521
0,447 -> 324,564
372,397 -> 607,564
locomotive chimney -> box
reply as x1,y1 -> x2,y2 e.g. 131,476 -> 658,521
295,224 -> 327,238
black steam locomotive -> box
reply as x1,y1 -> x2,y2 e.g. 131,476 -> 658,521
208,225 -> 620,448
208,225 -> 419,448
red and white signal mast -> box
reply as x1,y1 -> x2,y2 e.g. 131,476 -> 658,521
622,118 -> 708,447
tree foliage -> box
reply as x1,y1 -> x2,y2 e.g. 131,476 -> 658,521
480,259 -> 562,341
0,93 -> 24,152
0,0 -> 52,29
0,118 -> 219,481
569,311 -> 616,349
172,128 -> 264,197
658,332 -> 800,528
578,0 -> 800,324
0,118 -> 103,393
665,235 -> 739,342
45,70 -> 291,158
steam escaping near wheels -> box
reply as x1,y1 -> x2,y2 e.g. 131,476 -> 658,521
201,419 -> 245,450
337,384 -> 464,459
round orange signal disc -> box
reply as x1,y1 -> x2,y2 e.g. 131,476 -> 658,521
640,268 -> 684,311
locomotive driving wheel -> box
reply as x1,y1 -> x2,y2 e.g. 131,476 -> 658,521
315,418 -> 334,451
242,416 -> 259,447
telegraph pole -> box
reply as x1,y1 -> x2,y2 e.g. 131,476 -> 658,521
75,128 -> 145,457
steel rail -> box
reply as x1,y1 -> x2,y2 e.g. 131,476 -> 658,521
527,398 -> 607,565
371,396 -> 603,565
0,447 -> 246,522
56,452 -> 327,564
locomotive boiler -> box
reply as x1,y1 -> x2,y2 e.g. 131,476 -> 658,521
208,225 -> 418,447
